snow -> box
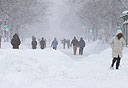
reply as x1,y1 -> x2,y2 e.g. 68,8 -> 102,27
122,10 -> 128,15
0,48 -> 74,88
123,20 -> 128,24
84,40 -> 109,55
0,39 -> 128,88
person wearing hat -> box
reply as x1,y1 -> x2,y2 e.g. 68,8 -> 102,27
110,30 -> 126,69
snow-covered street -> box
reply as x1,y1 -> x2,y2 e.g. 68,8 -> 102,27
0,0 -> 128,88
0,39 -> 128,88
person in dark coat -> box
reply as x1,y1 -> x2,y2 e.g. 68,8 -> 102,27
71,37 -> 78,55
40,37 -> 46,49
51,38 -> 58,50
78,37 -> 85,55
31,36 -> 37,49
62,38 -> 66,49
66,39 -> 70,49
11,34 -> 21,49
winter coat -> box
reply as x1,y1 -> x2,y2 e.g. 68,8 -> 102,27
31,40 -> 37,49
51,40 -> 58,48
78,40 -> 85,48
11,34 -> 21,49
40,39 -> 46,49
110,30 -> 126,58
71,39 -> 78,46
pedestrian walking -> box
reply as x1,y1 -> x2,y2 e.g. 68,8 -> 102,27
40,37 -> 46,49
78,37 -> 85,55
11,34 -> 21,49
51,38 -> 58,50
71,37 -> 78,55
31,36 -> 37,49
110,30 -> 126,69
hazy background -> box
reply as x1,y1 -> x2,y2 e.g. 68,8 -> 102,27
1,0 -> 127,41
28,0 -> 83,39
28,0 -> 128,41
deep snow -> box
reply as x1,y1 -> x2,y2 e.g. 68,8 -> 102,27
0,39 -> 128,88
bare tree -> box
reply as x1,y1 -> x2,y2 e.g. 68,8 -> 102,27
0,0 -> 50,41
66,0 -> 127,42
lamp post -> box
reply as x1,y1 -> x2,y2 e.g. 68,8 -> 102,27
121,10 -> 128,47
4,19 -> 8,42
0,19 -> 2,35
0,19 -> 2,29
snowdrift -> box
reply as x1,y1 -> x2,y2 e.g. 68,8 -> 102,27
73,48 -> 128,88
0,40 -> 128,88
85,40 -> 109,55
0,49 -> 74,88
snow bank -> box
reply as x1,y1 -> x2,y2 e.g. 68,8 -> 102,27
0,39 -> 128,88
85,40 -> 109,55
123,20 -> 128,24
122,10 -> 128,15
0,49 -> 74,88
71,47 -> 128,88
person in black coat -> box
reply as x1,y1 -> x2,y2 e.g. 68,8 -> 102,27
11,34 -> 21,49
40,37 -> 46,49
78,37 -> 85,55
31,36 -> 37,49
62,38 -> 66,49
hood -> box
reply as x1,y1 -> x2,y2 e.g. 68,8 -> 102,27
13,34 -> 19,38
116,30 -> 123,35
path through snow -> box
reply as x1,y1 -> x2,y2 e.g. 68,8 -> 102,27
0,40 -> 128,88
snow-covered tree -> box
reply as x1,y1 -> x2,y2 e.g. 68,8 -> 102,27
66,0 -> 127,42
0,0 -> 50,40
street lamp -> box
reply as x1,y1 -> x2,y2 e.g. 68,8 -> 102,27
121,10 -> 128,47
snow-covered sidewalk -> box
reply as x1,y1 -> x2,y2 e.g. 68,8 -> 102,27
0,40 -> 128,88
